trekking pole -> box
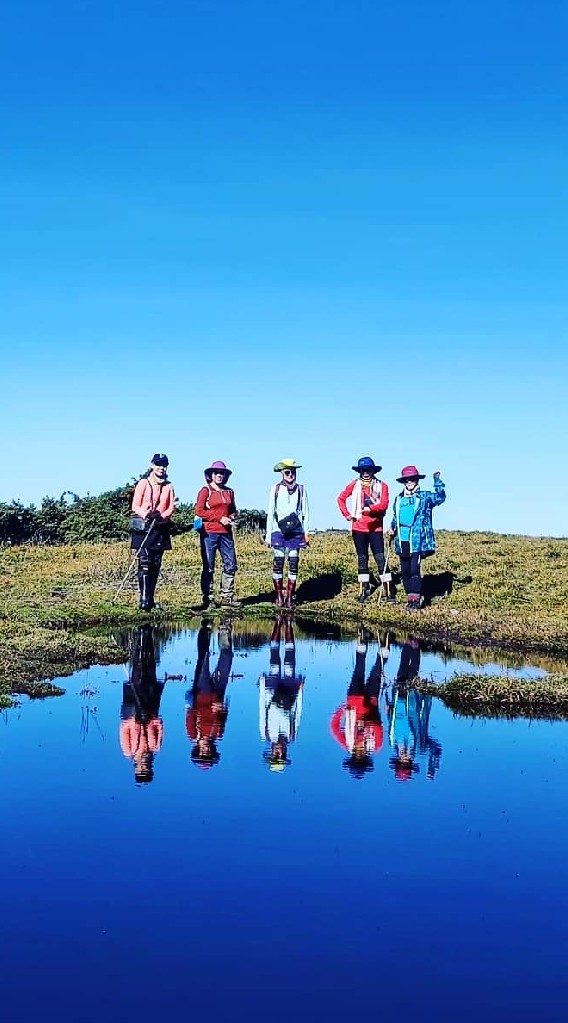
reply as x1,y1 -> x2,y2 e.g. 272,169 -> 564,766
377,538 -> 392,607
113,521 -> 155,603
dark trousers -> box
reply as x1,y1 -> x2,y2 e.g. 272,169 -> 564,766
399,549 -> 421,598
349,651 -> 382,707
352,531 -> 385,582
200,532 -> 237,597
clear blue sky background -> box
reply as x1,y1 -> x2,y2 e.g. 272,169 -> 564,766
2,0 -> 566,536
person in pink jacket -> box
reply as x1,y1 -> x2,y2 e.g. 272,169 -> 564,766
130,453 -> 175,611
119,625 -> 165,784
337,456 -> 390,603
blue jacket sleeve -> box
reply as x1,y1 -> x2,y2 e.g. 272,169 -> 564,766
425,477 -> 446,508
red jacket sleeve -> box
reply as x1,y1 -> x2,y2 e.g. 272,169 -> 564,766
330,707 -> 347,750
337,480 -> 355,521
195,486 -> 219,523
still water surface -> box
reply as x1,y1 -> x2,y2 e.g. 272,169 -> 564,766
1,619 -> 567,1021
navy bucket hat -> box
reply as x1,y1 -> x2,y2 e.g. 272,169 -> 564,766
352,456 -> 382,474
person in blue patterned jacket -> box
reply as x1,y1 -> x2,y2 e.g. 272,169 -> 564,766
388,466 -> 446,611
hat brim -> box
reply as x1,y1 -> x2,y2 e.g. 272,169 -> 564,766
352,465 -> 381,473
273,463 -> 301,472
397,474 -> 425,483
205,467 -> 232,478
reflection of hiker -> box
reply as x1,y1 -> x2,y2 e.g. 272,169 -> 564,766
195,460 -> 241,611
385,640 -> 442,781
388,466 -> 446,611
259,616 -> 304,771
265,459 -> 310,609
337,456 -> 390,603
120,625 -> 165,784
130,453 -> 175,611
185,618 -> 233,769
330,630 -> 384,778
396,635 -> 421,685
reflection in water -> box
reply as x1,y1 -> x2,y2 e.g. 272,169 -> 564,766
259,615 -> 304,771
4,624 -> 568,1020
120,625 -> 165,784
185,618 -> 233,769
386,636 -> 442,781
330,629 -> 387,778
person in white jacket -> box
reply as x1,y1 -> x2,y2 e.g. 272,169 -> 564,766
265,459 -> 310,609
259,617 -> 304,771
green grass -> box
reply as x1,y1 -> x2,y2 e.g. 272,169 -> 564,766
0,528 -> 567,708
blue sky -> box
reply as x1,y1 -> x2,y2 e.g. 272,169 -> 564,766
1,0 -> 567,536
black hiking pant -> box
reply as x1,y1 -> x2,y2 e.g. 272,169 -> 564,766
352,531 -> 385,583
399,547 -> 421,599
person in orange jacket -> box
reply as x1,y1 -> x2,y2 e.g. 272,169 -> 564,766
119,625 -> 165,784
130,453 -> 175,611
337,456 -> 390,602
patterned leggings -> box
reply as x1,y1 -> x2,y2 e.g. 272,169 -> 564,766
272,547 -> 299,584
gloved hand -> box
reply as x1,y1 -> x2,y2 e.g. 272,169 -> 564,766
147,510 -> 162,522
433,471 -> 441,480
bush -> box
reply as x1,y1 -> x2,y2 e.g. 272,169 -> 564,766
0,485 -> 266,545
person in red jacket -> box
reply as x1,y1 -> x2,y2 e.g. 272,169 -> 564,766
330,628 -> 385,779
185,618 -> 233,769
195,460 -> 240,610
337,456 -> 390,603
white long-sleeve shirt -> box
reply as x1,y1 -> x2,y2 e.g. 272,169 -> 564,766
265,483 -> 310,542
259,675 -> 304,743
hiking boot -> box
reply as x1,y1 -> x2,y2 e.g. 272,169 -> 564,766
284,580 -> 297,609
220,571 -> 240,609
407,599 -> 420,612
357,582 -> 373,603
138,560 -> 153,610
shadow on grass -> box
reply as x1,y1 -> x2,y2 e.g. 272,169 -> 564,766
240,590 -> 276,607
240,572 -> 343,607
296,572 -> 343,603
421,572 -> 473,607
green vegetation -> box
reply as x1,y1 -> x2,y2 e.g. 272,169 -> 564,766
0,485 -> 267,545
416,672 -> 568,719
0,527 -> 567,711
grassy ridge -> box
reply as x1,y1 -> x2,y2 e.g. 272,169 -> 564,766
1,528 -> 567,707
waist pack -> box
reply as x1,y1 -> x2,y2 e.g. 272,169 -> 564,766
130,515 -> 151,533
277,512 -> 302,538
275,482 -> 304,539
